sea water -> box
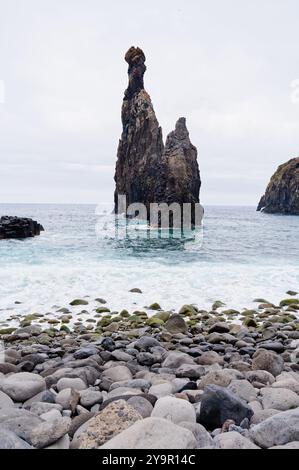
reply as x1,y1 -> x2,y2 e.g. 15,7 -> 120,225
0,203 -> 298,319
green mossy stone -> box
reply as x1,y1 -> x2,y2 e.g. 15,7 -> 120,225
0,327 -> 17,335
47,319 -> 60,325
148,303 -> 161,311
95,298 -> 107,304
56,307 -> 71,313
212,300 -> 226,311
241,309 -> 258,316
243,317 -> 258,328
70,299 -> 89,306
253,298 -> 271,304
179,305 -> 198,316
280,298 -> 299,307
19,320 -> 32,327
222,309 -> 240,316
60,325 -> 71,333
130,288 -> 142,294
95,307 -> 111,314
146,317 -> 165,327
120,310 -> 130,318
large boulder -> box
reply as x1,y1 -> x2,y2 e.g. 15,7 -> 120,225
199,385 -> 253,430
100,417 -> 197,449
257,157 -> 299,214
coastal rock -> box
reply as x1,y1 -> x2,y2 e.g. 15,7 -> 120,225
127,396 -> 153,418
102,365 -> 133,385
29,417 -> 71,448
78,400 -> 142,449
179,421 -> 214,448
251,349 -> 284,377
0,372 -> 46,402
162,352 -> 195,369
0,390 -> 14,410
151,396 -> 196,424
227,380 -> 257,402
249,408 -> 299,448
100,417 -> 197,449
199,385 -> 253,430
0,216 -> 44,239
196,351 -> 224,366
257,157 -> 299,215
56,377 -> 87,392
114,47 -> 201,226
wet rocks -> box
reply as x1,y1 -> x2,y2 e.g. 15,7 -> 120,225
165,315 -> 187,334
199,385 -> 253,430
0,216 -> 44,240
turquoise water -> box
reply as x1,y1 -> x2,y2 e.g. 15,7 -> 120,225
0,204 -> 298,319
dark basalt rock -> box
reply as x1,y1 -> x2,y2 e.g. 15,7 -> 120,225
114,47 -> 201,225
257,157 -> 299,215
0,216 -> 44,239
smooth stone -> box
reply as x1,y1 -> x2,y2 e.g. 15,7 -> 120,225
110,379 -> 150,392
106,387 -> 142,399
79,390 -> 103,408
178,421 -> 214,448
111,350 -> 132,362
127,396 -> 153,418
100,417 -> 197,449
164,315 -> 187,334
56,377 -> 87,392
102,365 -> 132,383
0,409 -> 43,442
0,372 -> 46,402
208,323 -> 230,334
0,428 -> 33,449
198,369 -> 242,389
270,441 -> 299,449
151,396 -> 196,425
199,385 -> 253,431
148,382 -> 175,398
78,400 -> 142,449
30,402 -> 62,416
260,387 -> 299,411
214,431 -> 259,449
73,346 -> 99,359
249,409 -> 299,448
250,409 -> 280,425
252,349 -> 284,377
271,379 -> 299,394
133,337 -> 161,351
0,390 -> 14,410
176,364 -> 205,380
29,417 -> 71,448
55,388 -> 80,411
228,380 -> 257,402
162,352 -> 195,369
40,409 -> 62,423
246,370 -> 275,386
249,400 -> 263,414
196,351 -> 224,366
45,434 -> 70,449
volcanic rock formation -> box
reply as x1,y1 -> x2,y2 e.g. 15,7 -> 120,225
257,157 -> 299,215
114,47 -> 201,225
0,216 -> 44,239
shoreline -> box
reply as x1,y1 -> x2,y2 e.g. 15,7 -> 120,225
0,294 -> 298,449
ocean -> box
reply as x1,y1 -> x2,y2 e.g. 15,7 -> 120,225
0,203 -> 298,321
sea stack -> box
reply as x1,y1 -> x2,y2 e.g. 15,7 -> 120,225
0,216 -> 44,239
257,157 -> 299,215
114,47 -> 201,225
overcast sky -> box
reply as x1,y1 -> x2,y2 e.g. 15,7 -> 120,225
0,0 -> 299,205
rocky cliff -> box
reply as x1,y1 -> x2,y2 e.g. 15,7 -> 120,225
114,47 -> 201,225
257,157 -> 299,215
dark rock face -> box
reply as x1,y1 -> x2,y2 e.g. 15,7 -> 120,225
0,216 -> 44,240
257,157 -> 299,215
114,47 -> 201,225
199,385 -> 253,431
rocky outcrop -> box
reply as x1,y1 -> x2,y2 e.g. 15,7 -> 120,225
257,157 -> 299,215
114,47 -> 201,225
0,216 -> 44,239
